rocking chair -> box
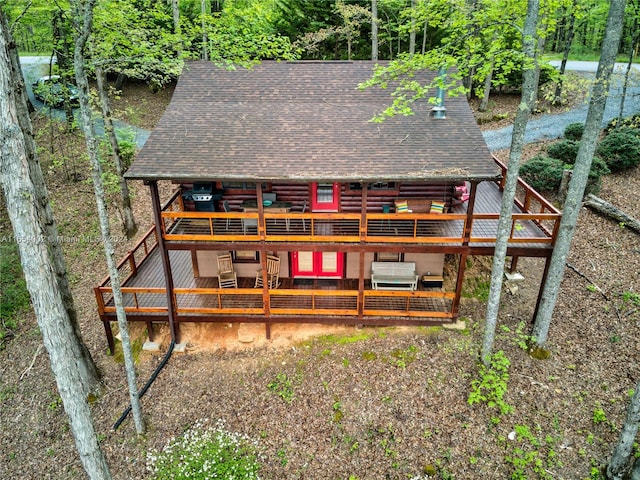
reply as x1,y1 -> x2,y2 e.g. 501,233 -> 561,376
254,254 -> 281,289
217,253 -> 238,288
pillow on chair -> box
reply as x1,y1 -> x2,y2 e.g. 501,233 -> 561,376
430,201 -> 445,214
395,200 -> 409,213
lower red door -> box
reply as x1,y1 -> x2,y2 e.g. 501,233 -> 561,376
291,252 -> 344,278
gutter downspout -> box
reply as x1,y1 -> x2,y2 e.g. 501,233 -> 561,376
114,180 -> 178,430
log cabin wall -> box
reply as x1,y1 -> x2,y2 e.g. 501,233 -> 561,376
201,181 -> 462,213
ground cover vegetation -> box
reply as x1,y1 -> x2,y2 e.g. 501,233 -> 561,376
1,76 -> 638,479
2,0 -> 640,478
519,117 -> 640,194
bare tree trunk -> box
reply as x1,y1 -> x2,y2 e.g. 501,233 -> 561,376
482,0 -> 540,366
95,65 -> 138,239
409,0 -> 416,55
71,0 -> 144,434
371,0 -> 378,60
1,9 -> 101,394
201,0 -> 208,61
171,0 -> 182,55
554,0 -> 577,104
52,9 -> 75,129
531,23 -> 546,110
479,40 -> 496,112
0,24 -> 111,480
618,14 -> 638,121
532,0 -> 627,346
606,378 -> 640,479
584,194 -> 640,234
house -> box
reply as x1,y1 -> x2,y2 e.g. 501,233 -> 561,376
94,60 -> 561,353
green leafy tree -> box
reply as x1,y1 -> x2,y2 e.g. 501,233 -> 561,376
185,0 -> 297,66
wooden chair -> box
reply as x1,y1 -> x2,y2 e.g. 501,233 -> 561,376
292,199 -> 307,230
217,253 -> 237,288
223,200 -> 232,230
254,254 -> 281,288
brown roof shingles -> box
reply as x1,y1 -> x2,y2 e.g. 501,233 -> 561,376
126,61 -> 499,182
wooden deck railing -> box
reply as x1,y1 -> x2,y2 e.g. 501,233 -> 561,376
93,226 -> 159,308
96,286 -> 456,319
159,208 -> 559,246
158,159 -> 561,246
492,154 -> 562,239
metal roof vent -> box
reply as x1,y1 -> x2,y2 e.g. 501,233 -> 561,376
431,67 -> 447,120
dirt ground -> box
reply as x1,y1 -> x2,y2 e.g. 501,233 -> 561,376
0,79 -> 639,480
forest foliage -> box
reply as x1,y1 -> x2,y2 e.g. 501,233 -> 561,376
4,0 -> 639,96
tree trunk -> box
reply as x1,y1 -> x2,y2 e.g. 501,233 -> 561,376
201,0 -> 208,61
1,10 -> 101,395
52,9 -> 75,129
95,65 -> 138,239
479,46 -> 496,112
606,378 -> 640,479
554,0 -> 577,105
617,15 -> 638,121
481,0 -> 540,366
0,24 -> 112,480
171,0 -> 182,55
72,0 -> 145,435
409,0 -> 416,55
371,0 -> 378,61
532,0 -> 628,346
584,194 -> 640,234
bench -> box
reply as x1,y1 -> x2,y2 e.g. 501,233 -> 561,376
394,198 -> 447,214
371,262 -> 419,291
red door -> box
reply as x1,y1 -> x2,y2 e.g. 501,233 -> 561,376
291,252 -> 344,278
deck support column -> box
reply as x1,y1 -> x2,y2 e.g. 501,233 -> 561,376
532,255 -> 552,323
149,180 -> 179,344
452,253 -> 468,319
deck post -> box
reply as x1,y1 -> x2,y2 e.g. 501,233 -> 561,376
149,180 -> 179,344
462,182 -> 478,245
452,253 -> 468,319
532,255 -> 552,323
357,251 -> 365,320
103,320 -> 115,356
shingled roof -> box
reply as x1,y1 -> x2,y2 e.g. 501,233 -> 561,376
126,60 -> 500,183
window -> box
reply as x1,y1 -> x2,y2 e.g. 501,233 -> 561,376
346,182 -> 399,193
233,251 -> 259,263
220,182 -> 270,193
375,252 -> 404,262
311,182 -> 340,211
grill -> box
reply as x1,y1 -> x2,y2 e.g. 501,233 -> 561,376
190,183 -> 222,211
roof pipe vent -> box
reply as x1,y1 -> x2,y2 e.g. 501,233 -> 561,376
431,67 -> 447,120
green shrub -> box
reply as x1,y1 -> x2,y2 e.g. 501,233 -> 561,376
596,130 -> 640,172
519,156 -> 565,192
547,140 -> 579,163
605,114 -> 640,133
564,123 -> 584,141
607,125 -> 640,139
147,419 -> 262,480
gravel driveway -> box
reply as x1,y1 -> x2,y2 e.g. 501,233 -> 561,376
484,61 -> 640,151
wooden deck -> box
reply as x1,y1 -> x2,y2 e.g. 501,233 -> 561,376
99,250 -> 452,319
94,157 -> 560,352
160,180 -> 558,248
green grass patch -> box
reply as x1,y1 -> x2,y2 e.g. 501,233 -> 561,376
303,330 -> 374,347
112,333 -> 144,364
463,276 -> 491,302
0,241 -> 31,348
